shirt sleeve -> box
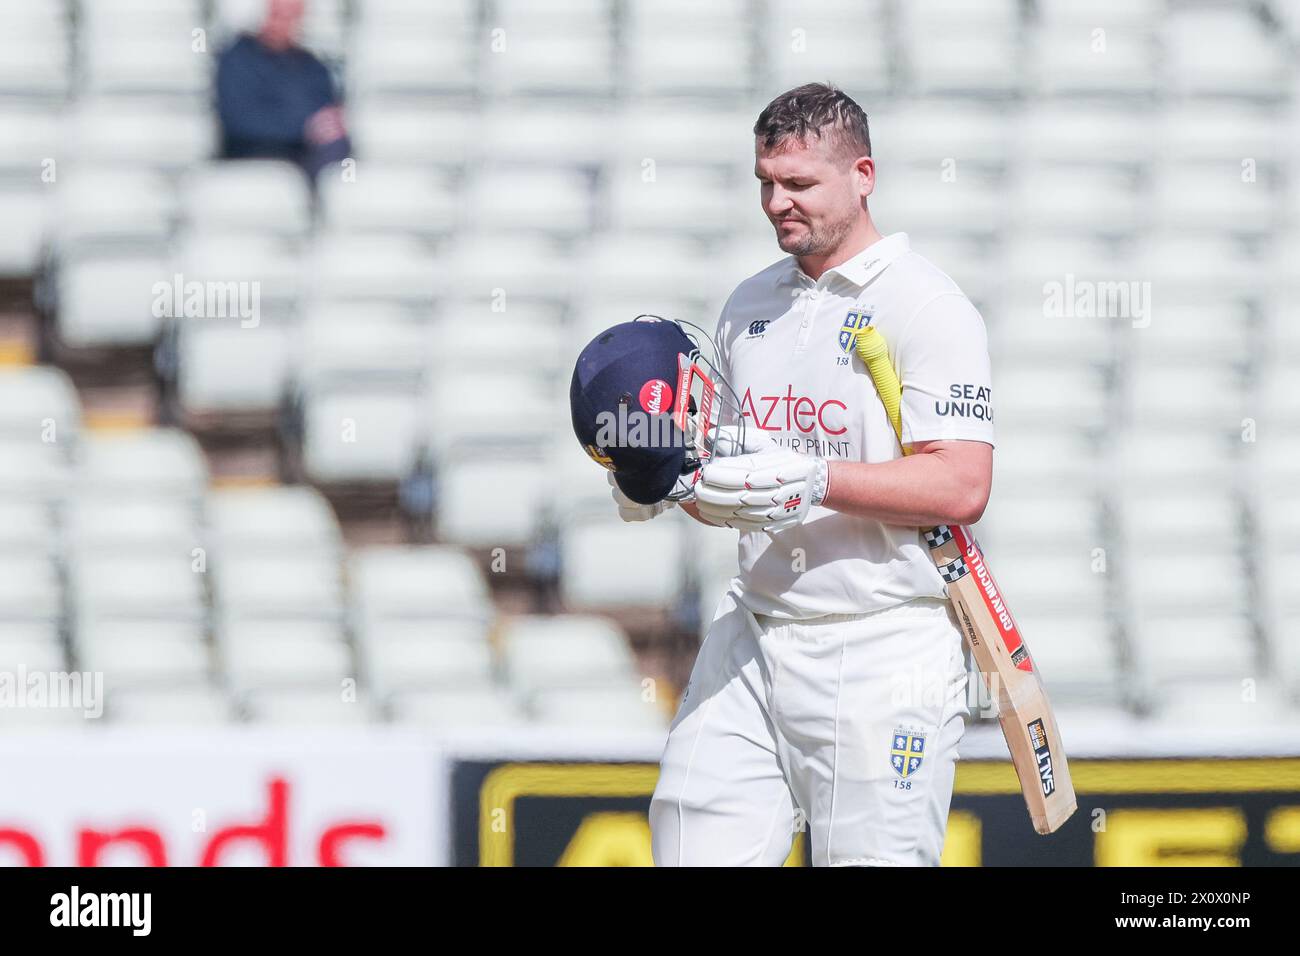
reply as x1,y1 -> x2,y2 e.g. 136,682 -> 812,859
895,293 -> 995,447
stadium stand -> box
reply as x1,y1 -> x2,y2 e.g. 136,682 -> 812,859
0,0 -> 1295,732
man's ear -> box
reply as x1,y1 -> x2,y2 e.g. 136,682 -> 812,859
857,156 -> 876,198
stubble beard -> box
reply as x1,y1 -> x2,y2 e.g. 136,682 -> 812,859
775,207 -> 857,258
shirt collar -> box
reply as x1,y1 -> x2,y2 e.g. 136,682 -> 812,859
778,232 -> 911,290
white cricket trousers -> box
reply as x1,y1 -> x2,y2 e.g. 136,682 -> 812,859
650,590 -> 968,867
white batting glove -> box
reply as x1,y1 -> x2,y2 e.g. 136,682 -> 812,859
707,423 -> 773,458
694,445 -> 828,533
608,471 -> 675,522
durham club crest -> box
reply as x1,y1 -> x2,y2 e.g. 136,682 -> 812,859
890,728 -> 926,778
837,309 -> 873,353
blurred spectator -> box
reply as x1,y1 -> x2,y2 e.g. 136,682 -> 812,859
215,0 -> 351,179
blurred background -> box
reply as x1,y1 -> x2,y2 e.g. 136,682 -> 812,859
0,0 -> 1297,866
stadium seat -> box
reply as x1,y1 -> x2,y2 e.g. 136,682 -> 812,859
366,633 -> 495,693
78,429 -> 208,502
52,167 -> 174,248
109,686 -> 233,725
0,638 -> 66,681
0,366 -> 82,444
348,29 -> 478,98
80,35 -> 210,100
70,553 -> 206,621
530,683 -> 670,731
349,545 -> 492,622
439,234 -> 575,303
1151,163 -> 1276,237
974,490 -> 1101,558
180,161 -> 312,240
872,104 -> 1016,171
0,556 -> 63,623
0,502 -> 57,557
348,105 -> 480,168
1126,555 -> 1250,617
301,387 -> 425,484
1130,614 -> 1259,686
613,107 -> 751,173
319,166 -> 457,239
424,371 -> 558,457
61,100 -> 217,172
55,251 -> 171,348
607,167 -> 734,239
464,169 -> 594,238
206,485 -> 344,557
1015,104 -> 1155,169
626,32 -> 753,99
560,511 -> 688,610
501,614 -> 640,695
213,554 -> 346,620
1164,10 -> 1288,102
1011,165 -> 1142,238
171,232 -> 305,311
434,448 -> 553,550
0,10 -> 72,101
63,497 -> 202,556
220,619 -> 352,687
1029,29 -> 1158,99
979,547 -> 1107,615
485,33 -> 615,98
76,621 -> 211,688
1112,429 -> 1241,490
307,234 -> 438,305
176,322 -> 294,416
388,686 -> 527,728
429,303 -> 566,379
242,688 -> 375,724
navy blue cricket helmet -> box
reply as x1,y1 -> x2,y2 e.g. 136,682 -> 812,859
570,317 -> 699,505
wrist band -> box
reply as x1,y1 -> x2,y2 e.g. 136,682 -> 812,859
810,457 -> 830,508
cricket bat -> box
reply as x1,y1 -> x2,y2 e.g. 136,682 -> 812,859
856,326 -> 1077,835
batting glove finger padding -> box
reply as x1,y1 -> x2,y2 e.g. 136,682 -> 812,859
694,446 -> 824,533
608,470 -> 675,522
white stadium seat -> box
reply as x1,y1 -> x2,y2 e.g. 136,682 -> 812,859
61,99 -> 216,171
78,429 -> 208,501
302,387 -> 425,484
0,556 -> 62,622
76,621 -> 211,688
206,485 -> 343,556
465,169 -> 593,238
366,634 -> 495,693
627,32 -> 752,99
109,686 -> 233,725
561,511 -> 688,610
530,684 -> 670,731
71,553 -> 206,621
389,686 -> 527,728
0,366 -> 82,443
501,614 -> 639,695
51,164 -> 175,246
177,323 -> 294,415
319,166 -> 457,238
348,29 -> 478,98
56,253 -> 170,348
485,33 -> 615,98
308,235 -> 437,305
607,167 -> 733,238
221,619 -> 352,688
63,497 -> 201,555
214,554 -> 345,620
181,161 -> 312,239
349,106 -> 480,168
435,449 -> 552,549
350,546 -> 492,622
243,688 -> 374,725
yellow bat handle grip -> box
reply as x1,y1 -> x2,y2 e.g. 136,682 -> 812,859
854,326 -> 907,454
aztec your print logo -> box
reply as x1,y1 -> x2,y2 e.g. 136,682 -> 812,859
837,309 -> 873,353
890,728 -> 926,778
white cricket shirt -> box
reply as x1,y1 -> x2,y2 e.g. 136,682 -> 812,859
713,232 -> 995,619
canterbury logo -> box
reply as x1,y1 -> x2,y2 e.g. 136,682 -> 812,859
747,320 -> 771,337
